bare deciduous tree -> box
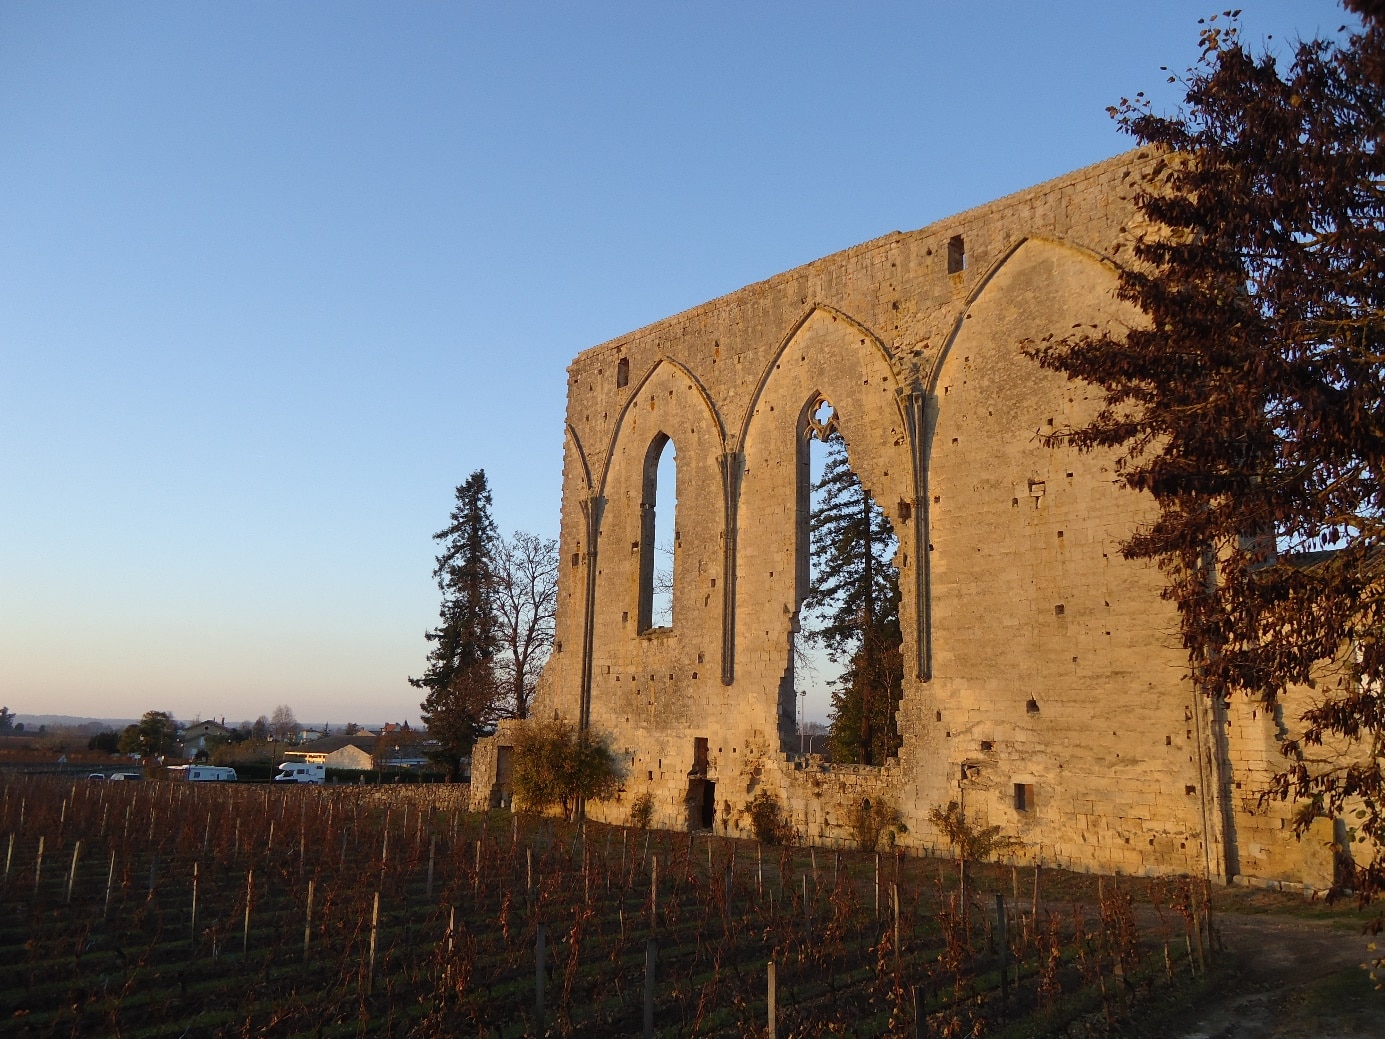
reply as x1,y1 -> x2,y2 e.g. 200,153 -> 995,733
270,704 -> 298,742
651,540 -> 674,627
491,531 -> 559,719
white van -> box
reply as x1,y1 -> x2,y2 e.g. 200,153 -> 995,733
274,761 -> 325,784
170,765 -> 238,782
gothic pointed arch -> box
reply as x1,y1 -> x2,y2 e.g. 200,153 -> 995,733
925,235 -> 1126,398
923,234 -> 1184,827
598,356 -> 725,497
733,306 -> 917,748
636,430 -> 676,632
581,354 -> 728,739
564,422 -> 593,493
737,304 -> 902,450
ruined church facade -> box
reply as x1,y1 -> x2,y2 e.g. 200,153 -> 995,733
471,151 -> 1334,889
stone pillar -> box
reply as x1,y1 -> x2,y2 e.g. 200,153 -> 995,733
899,386 -> 931,681
719,449 -> 743,686
578,494 -> 605,729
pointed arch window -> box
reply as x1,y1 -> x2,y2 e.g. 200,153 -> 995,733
792,394 -> 903,765
797,395 -> 841,596
639,433 -> 677,631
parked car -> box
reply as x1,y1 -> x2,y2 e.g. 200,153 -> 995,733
87,773 -> 105,781
108,772 -> 142,781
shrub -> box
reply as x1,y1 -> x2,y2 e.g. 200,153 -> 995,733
629,792 -> 654,830
849,797 -> 905,851
745,789 -> 796,845
929,799 -> 1019,862
512,718 -> 622,821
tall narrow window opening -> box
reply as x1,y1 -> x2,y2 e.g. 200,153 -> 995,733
1014,783 -> 1034,812
947,234 -> 966,274
791,395 -> 903,765
616,357 -> 630,388
639,434 -> 677,631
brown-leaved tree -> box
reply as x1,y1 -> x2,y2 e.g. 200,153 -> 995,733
1030,4 -> 1385,892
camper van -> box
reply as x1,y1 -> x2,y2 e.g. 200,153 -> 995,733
169,765 -> 238,782
274,761 -> 325,784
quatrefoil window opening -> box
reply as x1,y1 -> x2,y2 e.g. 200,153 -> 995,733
806,396 -> 840,442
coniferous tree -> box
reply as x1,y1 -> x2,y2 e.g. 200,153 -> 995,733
1030,3 -> 1385,891
804,431 -> 903,764
411,471 -> 500,781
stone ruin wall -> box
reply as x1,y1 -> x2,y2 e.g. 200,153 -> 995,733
472,149 -> 1336,890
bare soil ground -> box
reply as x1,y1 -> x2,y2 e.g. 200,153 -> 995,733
1142,895 -> 1385,1039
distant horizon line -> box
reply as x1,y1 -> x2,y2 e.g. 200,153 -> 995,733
10,713 -> 420,730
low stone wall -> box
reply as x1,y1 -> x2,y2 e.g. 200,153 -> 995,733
524,738 -> 913,853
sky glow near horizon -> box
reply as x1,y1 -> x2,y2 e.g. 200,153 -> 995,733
0,1 -> 1353,727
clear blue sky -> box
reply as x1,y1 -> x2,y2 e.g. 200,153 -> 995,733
0,1 -> 1352,727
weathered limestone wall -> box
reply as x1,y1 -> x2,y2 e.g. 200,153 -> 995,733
469,149 -> 1334,887
1220,677 -> 1341,889
469,719 -> 521,811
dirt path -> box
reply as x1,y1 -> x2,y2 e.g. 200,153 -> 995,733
1152,912 -> 1385,1038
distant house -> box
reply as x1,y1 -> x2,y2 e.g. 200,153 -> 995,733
182,720 -> 234,742
282,735 -> 374,770
297,729 -> 325,743
380,740 -> 431,769
181,719 -> 237,759
371,725 -> 437,770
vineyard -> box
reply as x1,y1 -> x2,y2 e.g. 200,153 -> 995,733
2,775 -> 1217,1037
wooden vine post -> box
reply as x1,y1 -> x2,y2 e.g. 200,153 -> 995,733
66,840 -> 81,904
242,870 -> 253,956
643,937 -> 657,1039
367,891 -> 380,995
103,849 -> 116,918
996,892 -> 1008,1005
767,959 -> 777,1039
426,835 -> 436,899
650,855 -> 658,933
534,921 -> 547,1031
303,879 -> 315,958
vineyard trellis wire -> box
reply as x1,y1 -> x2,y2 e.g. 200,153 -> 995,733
0,775 -> 1216,1037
